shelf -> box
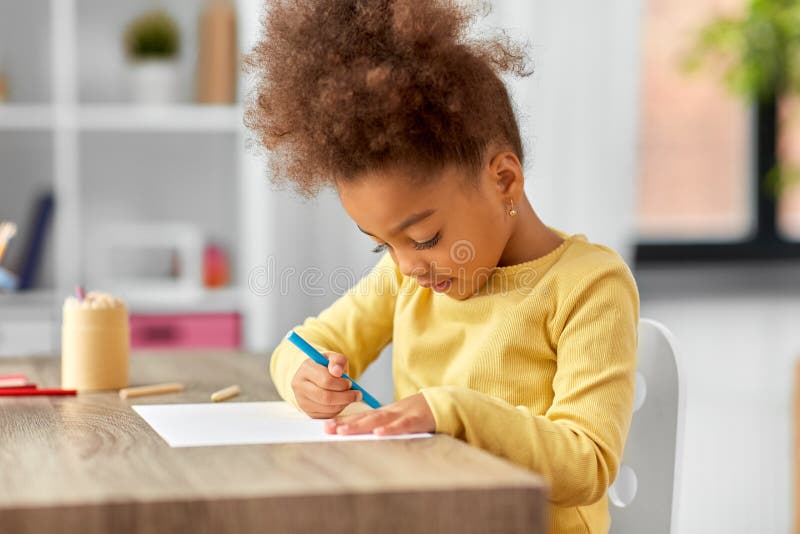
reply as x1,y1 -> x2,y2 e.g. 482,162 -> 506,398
0,105 -> 245,132
0,289 -> 58,321
107,285 -> 243,314
78,105 -> 244,132
0,105 -> 53,130
0,1 -> 273,351
0,286 -> 243,317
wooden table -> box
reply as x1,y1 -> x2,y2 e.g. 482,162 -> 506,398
0,352 -> 547,533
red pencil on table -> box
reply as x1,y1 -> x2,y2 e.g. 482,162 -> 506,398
0,374 -> 74,396
0,388 -> 77,397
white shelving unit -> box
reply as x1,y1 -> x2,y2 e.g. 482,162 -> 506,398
0,105 -> 53,130
0,0 -> 273,355
77,104 -> 244,131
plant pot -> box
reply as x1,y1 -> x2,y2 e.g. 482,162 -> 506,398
128,59 -> 179,104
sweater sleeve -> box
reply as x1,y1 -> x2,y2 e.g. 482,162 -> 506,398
419,262 -> 639,507
269,252 -> 402,408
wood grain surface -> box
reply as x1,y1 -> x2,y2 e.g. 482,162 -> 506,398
0,351 -> 547,534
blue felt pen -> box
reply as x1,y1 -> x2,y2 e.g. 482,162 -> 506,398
286,330 -> 382,409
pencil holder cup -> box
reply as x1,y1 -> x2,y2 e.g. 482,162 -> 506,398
61,292 -> 130,391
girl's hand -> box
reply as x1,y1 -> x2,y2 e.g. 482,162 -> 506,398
323,392 -> 435,436
291,351 -> 363,419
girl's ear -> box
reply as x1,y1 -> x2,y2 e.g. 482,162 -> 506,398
488,150 -> 525,199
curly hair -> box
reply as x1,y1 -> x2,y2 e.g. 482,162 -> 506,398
243,0 -> 532,197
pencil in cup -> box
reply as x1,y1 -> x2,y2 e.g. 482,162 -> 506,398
285,330 -> 382,409
0,222 -> 17,265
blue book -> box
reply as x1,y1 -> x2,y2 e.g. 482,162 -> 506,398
18,192 -> 54,291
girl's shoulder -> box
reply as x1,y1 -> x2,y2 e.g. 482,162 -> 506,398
546,230 -> 638,302
550,229 -> 632,277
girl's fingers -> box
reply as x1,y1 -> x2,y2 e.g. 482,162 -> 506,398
373,416 -> 415,436
299,392 -> 351,413
321,351 -> 349,377
306,363 -> 352,392
322,393 -> 435,435
330,410 -> 372,427
295,381 -> 361,413
302,371 -> 363,405
323,412 -> 363,433
333,410 -> 396,435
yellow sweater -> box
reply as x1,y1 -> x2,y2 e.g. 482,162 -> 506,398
269,227 -> 640,534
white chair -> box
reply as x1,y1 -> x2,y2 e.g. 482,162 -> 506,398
608,318 -> 685,534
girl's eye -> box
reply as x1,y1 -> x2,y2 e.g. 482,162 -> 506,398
370,232 -> 440,253
414,232 -> 441,251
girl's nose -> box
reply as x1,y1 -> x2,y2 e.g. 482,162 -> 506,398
395,253 -> 428,279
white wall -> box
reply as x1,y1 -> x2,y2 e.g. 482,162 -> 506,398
638,268 -> 799,534
482,0 -> 643,264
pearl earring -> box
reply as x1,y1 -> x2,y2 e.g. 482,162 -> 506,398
508,199 -> 518,217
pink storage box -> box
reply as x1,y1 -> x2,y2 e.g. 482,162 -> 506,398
130,313 -> 241,349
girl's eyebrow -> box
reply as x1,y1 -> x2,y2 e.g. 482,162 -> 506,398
357,209 -> 437,237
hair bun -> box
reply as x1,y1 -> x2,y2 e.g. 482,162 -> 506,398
391,0 -> 470,54
244,0 -> 531,197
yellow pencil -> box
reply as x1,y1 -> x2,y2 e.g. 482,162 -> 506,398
0,222 -> 17,265
119,382 -> 185,399
211,384 -> 240,402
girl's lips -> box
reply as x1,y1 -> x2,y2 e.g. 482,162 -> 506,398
432,279 -> 452,292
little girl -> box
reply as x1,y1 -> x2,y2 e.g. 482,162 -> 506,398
244,1 -> 639,532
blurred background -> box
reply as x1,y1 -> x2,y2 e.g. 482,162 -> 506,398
0,0 -> 798,532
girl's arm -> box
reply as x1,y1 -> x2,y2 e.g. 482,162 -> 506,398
420,264 -> 639,507
269,252 -> 402,408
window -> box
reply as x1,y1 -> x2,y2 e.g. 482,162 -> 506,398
778,96 -> 800,240
636,0 -> 800,262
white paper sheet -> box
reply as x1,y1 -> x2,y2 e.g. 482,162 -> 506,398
132,401 -> 433,448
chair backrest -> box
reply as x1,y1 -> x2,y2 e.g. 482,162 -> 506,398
608,318 -> 684,534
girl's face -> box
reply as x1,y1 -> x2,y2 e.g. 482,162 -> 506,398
337,159 -> 516,301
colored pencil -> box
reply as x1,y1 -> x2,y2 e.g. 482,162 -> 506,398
0,388 -> 76,397
0,221 -> 17,265
119,383 -> 185,400
286,330 -> 381,409
210,384 -> 240,402
0,384 -> 36,390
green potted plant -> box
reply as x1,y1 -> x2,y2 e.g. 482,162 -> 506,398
124,9 -> 181,104
683,0 -> 800,237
